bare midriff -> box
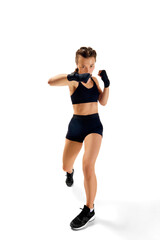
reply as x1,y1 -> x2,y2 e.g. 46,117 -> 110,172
72,102 -> 98,115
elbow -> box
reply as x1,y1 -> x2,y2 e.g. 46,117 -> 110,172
48,79 -> 54,85
100,101 -> 107,106
99,96 -> 107,106
99,98 -> 108,106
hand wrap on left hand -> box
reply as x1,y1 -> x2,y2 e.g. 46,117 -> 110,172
100,70 -> 110,88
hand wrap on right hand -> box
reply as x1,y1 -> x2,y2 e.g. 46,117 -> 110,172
67,72 -> 91,83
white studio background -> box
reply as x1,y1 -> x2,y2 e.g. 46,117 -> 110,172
0,0 -> 160,240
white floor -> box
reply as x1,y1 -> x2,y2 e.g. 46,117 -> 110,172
59,173 -> 160,240
1,164 -> 160,240
1,1 -> 160,239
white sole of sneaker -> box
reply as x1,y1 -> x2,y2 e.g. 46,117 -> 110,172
71,215 -> 95,230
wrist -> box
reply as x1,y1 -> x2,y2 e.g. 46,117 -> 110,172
104,80 -> 110,88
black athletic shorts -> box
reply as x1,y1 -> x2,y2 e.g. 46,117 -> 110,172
66,113 -> 103,143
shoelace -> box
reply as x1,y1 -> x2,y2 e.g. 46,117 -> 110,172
77,207 -> 90,219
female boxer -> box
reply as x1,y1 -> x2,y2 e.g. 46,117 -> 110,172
48,47 -> 110,230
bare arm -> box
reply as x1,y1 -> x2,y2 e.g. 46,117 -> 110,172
48,74 -> 70,86
99,87 -> 109,106
92,76 -> 109,106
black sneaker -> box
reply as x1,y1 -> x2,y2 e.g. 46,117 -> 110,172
70,205 -> 95,230
65,169 -> 74,187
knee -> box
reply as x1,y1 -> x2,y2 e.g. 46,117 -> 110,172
83,160 -> 95,179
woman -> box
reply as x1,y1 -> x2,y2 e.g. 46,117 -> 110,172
48,47 -> 110,230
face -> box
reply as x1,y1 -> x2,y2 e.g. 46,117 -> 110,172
77,56 -> 96,75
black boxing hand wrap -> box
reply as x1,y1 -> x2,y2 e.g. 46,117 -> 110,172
99,70 -> 110,88
67,72 -> 90,83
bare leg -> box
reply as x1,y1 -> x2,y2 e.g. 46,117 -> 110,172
83,133 -> 102,209
62,138 -> 83,173
84,169 -> 97,209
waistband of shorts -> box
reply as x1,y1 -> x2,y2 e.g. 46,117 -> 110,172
73,113 -> 99,119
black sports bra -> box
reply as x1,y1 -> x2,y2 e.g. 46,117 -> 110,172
70,77 -> 100,105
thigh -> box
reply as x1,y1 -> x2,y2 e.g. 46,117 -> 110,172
62,138 -> 83,170
83,133 -> 102,167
